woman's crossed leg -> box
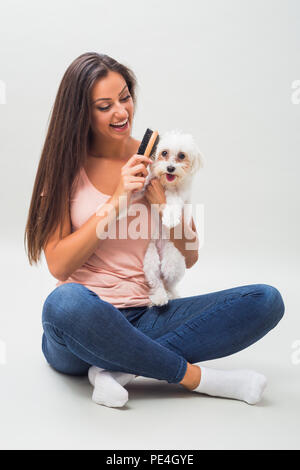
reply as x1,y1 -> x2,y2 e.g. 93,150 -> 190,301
41,282 -> 284,406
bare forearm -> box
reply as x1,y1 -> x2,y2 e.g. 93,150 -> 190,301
50,196 -> 120,280
169,226 -> 199,268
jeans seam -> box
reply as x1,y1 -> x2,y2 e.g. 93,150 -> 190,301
138,294 -> 246,336
158,298 -> 282,365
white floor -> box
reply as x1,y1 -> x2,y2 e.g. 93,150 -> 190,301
1,242 -> 299,450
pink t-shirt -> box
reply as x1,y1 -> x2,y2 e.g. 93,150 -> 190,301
55,167 -> 156,308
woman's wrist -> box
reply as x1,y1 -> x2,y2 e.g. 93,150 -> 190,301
109,193 -> 120,210
158,203 -> 166,218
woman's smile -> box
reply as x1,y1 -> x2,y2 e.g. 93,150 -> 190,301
109,118 -> 129,132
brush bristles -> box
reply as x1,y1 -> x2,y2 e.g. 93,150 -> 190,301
137,128 -> 154,155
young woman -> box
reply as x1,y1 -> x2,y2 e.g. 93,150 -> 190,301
24,52 -> 285,408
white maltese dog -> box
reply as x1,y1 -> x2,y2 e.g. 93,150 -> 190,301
87,130 -> 204,405
131,129 -> 204,307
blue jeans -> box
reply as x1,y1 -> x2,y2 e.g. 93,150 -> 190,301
41,283 -> 285,384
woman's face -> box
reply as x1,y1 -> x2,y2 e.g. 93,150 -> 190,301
90,71 -> 134,142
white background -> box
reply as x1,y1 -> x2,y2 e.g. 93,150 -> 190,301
0,0 -> 299,450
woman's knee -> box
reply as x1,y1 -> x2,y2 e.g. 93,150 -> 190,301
42,282 -> 117,332
43,283 -> 84,321
251,283 -> 285,328
42,283 -> 98,329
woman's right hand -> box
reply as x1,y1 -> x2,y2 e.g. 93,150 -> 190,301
112,154 -> 152,204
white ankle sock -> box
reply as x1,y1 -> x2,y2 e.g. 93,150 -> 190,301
88,366 -> 136,387
192,365 -> 267,405
88,366 -> 136,408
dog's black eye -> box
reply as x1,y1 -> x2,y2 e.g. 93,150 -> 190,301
162,150 -> 168,157
178,153 -> 185,160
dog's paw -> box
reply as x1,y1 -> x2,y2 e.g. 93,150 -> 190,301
148,287 -> 169,306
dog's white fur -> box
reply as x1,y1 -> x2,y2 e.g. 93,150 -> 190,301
131,129 -> 204,307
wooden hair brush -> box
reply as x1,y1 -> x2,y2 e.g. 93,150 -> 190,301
136,128 -> 160,176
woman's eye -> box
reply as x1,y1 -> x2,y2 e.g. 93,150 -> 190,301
97,95 -> 131,111
162,150 -> 168,157
178,153 -> 185,160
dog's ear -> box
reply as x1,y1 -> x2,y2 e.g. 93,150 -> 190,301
191,145 -> 204,174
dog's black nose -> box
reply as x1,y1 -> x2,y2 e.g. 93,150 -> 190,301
167,166 -> 175,173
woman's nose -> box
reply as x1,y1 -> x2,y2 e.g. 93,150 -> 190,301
114,101 -> 128,115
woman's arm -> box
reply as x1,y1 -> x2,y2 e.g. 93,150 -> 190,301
162,212 -> 199,269
44,195 -> 121,281
44,154 -> 151,281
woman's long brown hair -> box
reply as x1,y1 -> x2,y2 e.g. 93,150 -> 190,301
24,52 -> 138,266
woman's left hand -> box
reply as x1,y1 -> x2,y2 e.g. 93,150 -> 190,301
144,178 -> 166,211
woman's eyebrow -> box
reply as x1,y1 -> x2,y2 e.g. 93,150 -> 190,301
93,85 -> 128,104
